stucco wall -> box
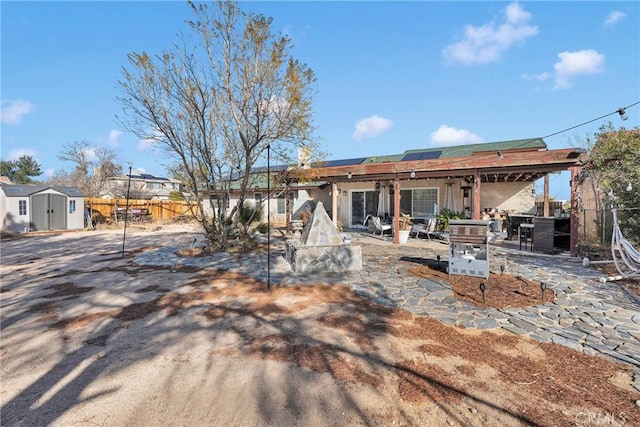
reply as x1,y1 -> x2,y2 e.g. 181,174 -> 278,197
202,188 -> 314,225
479,182 -> 536,214
198,179 -> 536,229
310,178 -> 535,227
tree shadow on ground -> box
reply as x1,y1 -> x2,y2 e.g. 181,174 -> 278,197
2,231 -> 636,426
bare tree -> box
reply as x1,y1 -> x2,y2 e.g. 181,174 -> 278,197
117,1 -> 319,250
52,140 -> 121,197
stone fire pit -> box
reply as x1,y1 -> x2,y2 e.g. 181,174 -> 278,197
285,202 -> 362,274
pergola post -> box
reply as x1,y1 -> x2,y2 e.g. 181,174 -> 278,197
543,174 -> 550,217
570,166 -> 580,257
472,169 -> 481,220
393,177 -> 400,244
331,180 -> 338,225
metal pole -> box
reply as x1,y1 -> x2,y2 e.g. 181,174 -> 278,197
267,145 -> 271,290
121,166 -> 132,259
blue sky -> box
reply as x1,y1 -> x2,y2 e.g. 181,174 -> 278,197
2,1 -> 639,200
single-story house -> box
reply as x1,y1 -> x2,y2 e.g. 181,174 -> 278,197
0,184 -> 85,233
205,138 -> 587,253
101,173 -> 189,200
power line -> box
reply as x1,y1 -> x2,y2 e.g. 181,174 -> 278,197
542,101 -> 640,139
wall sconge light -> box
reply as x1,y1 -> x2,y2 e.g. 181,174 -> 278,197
618,108 -> 628,121
347,171 -> 352,179
626,182 -> 633,191
497,150 -> 504,161
410,169 -> 416,179
375,181 -> 381,191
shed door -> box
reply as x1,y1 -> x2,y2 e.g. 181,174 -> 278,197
31,194 -> 48,231
49,194 -> 67,230
30,194 -> 67,231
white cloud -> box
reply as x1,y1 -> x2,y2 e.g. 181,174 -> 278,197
522,49 -> 605,90
430,125 -> 484,146
553,49 -> 605,89
81,147 -> 98,163
282,23 -> 312,41
604,11 -> 626,26
442,2 -> 538,65
521,72 -> 551,82
352,115 -> 393,142
44,168 -> 55,178
108,130 -> 123,147
7,148 -> 38,161
137,129 -> 164,151
1,99 -> 35,125
138,138 -> 155,151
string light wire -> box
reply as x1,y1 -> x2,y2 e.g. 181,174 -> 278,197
541,101 -> 639,140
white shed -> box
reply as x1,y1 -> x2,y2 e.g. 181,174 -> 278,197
0,184 -> 85,233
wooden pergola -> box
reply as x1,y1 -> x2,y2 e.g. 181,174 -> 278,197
306,145 -> 587,254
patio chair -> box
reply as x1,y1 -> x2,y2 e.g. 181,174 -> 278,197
370,216 -> 392,236
430,218 -> 450,243
410,217 -> 437,240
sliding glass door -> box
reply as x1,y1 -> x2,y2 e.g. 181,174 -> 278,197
351,191 -> 379,227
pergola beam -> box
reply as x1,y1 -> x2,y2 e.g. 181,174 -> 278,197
309,148 -> 586,183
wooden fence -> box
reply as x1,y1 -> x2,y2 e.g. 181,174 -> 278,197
85,198 -> 199,222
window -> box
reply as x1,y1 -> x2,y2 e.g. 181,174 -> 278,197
277,196 -> 285,214
276,192 -> 295,215
412,189 -> 438,217
69,200 -> 76,214
18,200 -> 27,215
254,193 -> 262,203
209,194 -> 230,210
391,188 -> 438,217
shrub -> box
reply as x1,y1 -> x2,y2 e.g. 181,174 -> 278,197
438,208 -> 465,230
238,202 -> 263,227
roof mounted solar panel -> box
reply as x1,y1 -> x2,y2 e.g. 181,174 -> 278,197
401,150 -> 442,161
401,152 -> 423,161
322,157 -> 367,168
420,150 -> 442,160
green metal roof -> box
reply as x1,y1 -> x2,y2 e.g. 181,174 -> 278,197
359,138 -> 546,164
405,138 -> 546,159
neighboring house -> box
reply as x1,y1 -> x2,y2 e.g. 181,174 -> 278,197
207,139 -> 586,236
0,184 -> 85,233
101,173 -> 189,200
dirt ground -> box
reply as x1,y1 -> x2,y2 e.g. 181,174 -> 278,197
1,225 -> 639,426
